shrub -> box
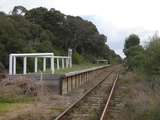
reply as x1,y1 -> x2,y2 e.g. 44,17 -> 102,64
136,105 -> 160,120
145,35 -> 160,75
72,52 -> 86,64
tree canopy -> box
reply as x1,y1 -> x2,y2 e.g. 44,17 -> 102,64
123,34 -> 140,57
0,6 -> 121,70
123,34 -> 144,70
123,33 -> 160,76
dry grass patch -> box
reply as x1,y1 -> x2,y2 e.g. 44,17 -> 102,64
118,71 -> 160,120
0,77 -> 72,120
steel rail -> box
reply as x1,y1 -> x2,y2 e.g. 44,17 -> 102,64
54,70 -> 114,120
100,73 -> 119,120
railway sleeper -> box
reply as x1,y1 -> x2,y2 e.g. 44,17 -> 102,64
85,96 -> 105,100
74,105 -> 102,111
69,114 -> 99,120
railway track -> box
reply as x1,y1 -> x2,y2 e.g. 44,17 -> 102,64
66,66 -> 115,105
55,68 -> 119,120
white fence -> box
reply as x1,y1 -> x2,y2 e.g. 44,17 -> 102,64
9,49 -> 72,75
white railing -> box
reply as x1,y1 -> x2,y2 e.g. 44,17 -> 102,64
9,49 -> 72,75
54,56 -> 72,70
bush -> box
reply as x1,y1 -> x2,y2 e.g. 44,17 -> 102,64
136,105 -> 160,120
72,52 -> 87,64
145,35 -> 160,75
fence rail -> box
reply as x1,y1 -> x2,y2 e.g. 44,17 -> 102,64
9,50 -> 72,75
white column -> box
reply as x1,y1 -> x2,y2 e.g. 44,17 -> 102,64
51,54 -> 54,74
68,58 -> 70,68
23,56 -> 27,74
62,58 -> 64,69
67,58 -> 69,68
9,54 -> 13,75
34,57 -> 38,72
69,57 -> 72,68
43,57 -> 46,72
68,48 -> 72,68
57,58 -> 60,70
13,56 -> 16,75
66,58 -> 69,68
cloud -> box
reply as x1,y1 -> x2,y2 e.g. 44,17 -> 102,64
0,0 -> 43,13
82,15 -> 156,58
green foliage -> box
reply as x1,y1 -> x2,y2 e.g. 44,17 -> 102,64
108,49 -> 122,64
123,34 -> 145,71
0,6 -> 121,71
0,96 -> 34,113
0,102 -> 18,112
144,35 -> 160,75
0,15 -> 57,71
0,62 -> 5,72
127,45 -> 145,70
124,34 -> 140,56
55,63 -> 100,74
25,7 -> 120,62
123,33 -> 160,76
72,52 -> 87,64
135,105 -> 160,120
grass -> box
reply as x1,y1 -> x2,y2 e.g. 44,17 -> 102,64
54,63 -> 107,74
0,63 -> 108,119
0,96 -> 34,113
118,69 -> 160,120
31,63 -> 108,75
0,96 -> 35,103
0,103 -> 27,113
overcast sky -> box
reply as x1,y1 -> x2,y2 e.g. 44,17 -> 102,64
0,0 -> 159,58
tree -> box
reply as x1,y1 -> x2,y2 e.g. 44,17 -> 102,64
145,35 -> 160,75
25,7 -> 48,24
126,45 -> 145,70
25,7 -> 112,61
123,34 -> 145,70
0,6 -> 121,71
123,34 -> 140,57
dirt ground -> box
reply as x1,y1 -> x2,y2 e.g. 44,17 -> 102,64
0,66 -> 114,120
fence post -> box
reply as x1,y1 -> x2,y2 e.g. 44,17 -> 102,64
68,48 -> 72,68
57,58 -> 60,70
43,57 -> 46,72
13,56 -> 16,75
62,58 -> 64,69
51,53 -> 55,74
35,57 -> 38,72
9,54 -> 13,75
23,56 -> 27,74
66,58 -> 69,68
69,57 -> 72,68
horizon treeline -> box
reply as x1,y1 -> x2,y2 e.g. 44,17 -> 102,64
0,6 -> 121,70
